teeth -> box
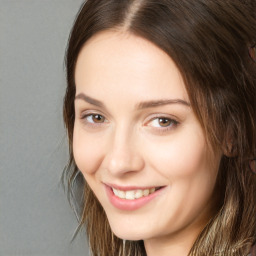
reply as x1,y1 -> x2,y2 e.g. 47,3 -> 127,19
135,190 -> 143,199
112,187 -> 157,200
118,190 -> 126,199
125,191 -> 135,200
150,188 -> 156,193
113,188 -> 118,196
143,189 -> 149,196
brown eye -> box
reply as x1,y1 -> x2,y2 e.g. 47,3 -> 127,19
91,114 -> 105,123
83,114 -> 106,124
147,117 -> 178,129
158,118 -> 172,127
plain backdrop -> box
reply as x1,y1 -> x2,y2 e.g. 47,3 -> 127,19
0,1 -> 89,255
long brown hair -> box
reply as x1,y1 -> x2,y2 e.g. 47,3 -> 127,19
63,0 -> 256,255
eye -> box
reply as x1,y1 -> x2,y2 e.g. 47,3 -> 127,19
84,114 -> 106,124
147,117 -> 178,128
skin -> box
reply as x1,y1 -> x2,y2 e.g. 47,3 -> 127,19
73,30 -> 222,256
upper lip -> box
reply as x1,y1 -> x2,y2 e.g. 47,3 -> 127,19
104,183 -> 164,191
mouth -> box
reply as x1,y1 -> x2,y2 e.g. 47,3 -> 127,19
105,184 -> 165,211
111,187 -> 162,200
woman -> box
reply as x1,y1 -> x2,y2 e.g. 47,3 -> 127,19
62,0 -> 256,255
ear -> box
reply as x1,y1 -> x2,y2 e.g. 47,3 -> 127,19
223,141 -> 237,157
249,44 -> 256,63
222,125 -> 238,157
249,159 -> 256,173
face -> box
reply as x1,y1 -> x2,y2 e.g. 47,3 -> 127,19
73,30 -> 221,245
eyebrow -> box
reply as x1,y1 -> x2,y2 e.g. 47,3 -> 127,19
75,93 -> 190,110
75,93 -> 106,108
136,99 -> 190,109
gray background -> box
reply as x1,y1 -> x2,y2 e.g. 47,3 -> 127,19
0,1 -> 89,255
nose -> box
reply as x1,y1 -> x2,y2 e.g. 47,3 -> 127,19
104,125 -> 145,176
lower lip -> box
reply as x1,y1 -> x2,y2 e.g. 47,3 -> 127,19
105,185 -> 164,211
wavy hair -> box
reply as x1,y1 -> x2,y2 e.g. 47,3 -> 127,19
62,0 -> 256,255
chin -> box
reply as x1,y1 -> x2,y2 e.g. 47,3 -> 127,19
108,219 -> 147,241
112,228 -> 144,241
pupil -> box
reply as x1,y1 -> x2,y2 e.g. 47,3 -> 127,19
159,118 -> 170,127
93,114 -> 104,122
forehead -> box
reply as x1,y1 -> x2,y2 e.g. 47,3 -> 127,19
75,30 -> 188,103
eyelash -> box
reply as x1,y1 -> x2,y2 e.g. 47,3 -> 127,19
146,116 -> 179,132
80,113 -> 179,133
81,113 -> 108,127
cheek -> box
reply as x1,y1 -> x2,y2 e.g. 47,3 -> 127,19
145,127 -> 219,207
142,132 -> 220,231
73,124 -> 104,175
145,128 -> 208,179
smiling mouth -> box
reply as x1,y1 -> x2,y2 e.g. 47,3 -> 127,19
111,187 -> 162,200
